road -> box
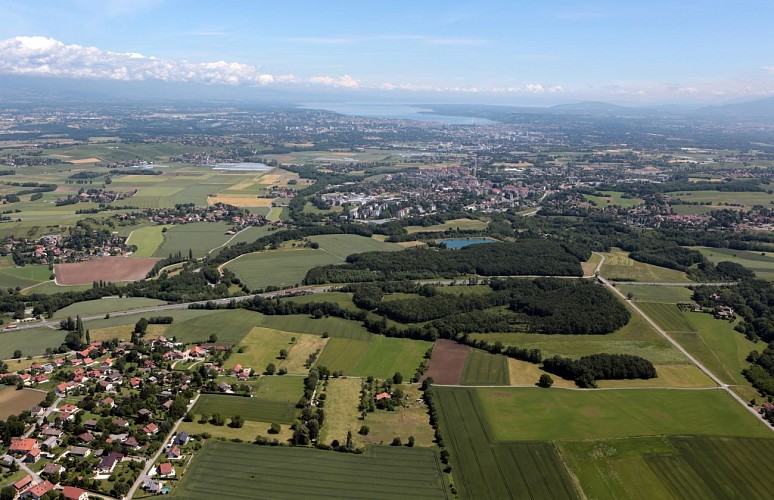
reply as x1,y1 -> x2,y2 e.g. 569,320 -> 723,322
599,275 -> 772,430
125,393 -> 200,499
607,281 -> 737,287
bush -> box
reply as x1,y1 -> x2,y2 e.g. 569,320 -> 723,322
390,436 -> 402,446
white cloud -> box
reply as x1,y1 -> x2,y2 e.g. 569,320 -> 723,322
309,75 -> 360,89
0,35 -> 294,86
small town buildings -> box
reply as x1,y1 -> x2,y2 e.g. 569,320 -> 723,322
62,486 -> 89,500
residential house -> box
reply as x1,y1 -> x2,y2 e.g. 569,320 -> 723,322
62,486 -> 89,500
174,432 -> 189,446
25,448 -> 42,463
97,451 -> 124,474
41,462 -> 65,476
13,475 -> 32,492
69,446 -> 91,458
9,438 -> 37,456
21,480 -> 54,500
167,446 -> 182,460
157,462 -> 175,478
143,423 -> 159,436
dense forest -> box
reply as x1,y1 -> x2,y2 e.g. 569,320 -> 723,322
304,240 -> 585,284
542,353 -> 657,388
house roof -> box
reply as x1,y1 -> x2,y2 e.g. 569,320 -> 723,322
10,438 -> 37,452
158,462 -> 173,475
14,474 -> 32,490
63,486 -> 87,500
26,480 -> 54,498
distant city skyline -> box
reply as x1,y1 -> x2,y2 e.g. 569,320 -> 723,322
0,0 -> 772,104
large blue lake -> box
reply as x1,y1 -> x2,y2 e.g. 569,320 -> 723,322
440,238 -> 498,249
299,102 -> 496,125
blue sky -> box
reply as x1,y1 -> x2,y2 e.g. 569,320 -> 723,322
0,0 -> 772,104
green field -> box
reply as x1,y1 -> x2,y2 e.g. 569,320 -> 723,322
22,282 -> 93,295
172,441 -> 448,499
256,314 -> 372,341
0,327 -> 66,360
228,327 -> 297,372
472,300 -> 688,364
192,393 -> 297,424
315,335 -> 431,379
671,190 -> 774,208
307,234 -> 403,259
406,218 -> 488,234
164,309 -> 263,344
476,387 -> 771,441
695,246 -> 774,280
52,297 -> 166,319
153,222 -> 234,259
226,248 -> 342,290
0,258 -> 52,290
434,387 -> 578,499
671,204 -> 715,215
583,191 -> 643,208
616,284 -> 694,303
600,251 -> 693,282
637,302 -> 696,332
251,376 -> 303,405
283,291 -> 359,311
81,308 -> 220,331
560,436 -> 774,499
319,377 -> 362,445
126,225 -> 165,257
459,349 -> 510,385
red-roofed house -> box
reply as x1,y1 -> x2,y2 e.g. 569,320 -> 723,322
21,480 -> 54,500
25,448 -> 42,463
9,438 -> 37,455
62,485 -> 88,500
143,423 -> 159,435
14,474 -> 32,491
375,392 -> 392,401
157,462 -> 175,477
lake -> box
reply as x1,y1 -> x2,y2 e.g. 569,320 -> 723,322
440,238 -> 498,249
299,102 -> 496,125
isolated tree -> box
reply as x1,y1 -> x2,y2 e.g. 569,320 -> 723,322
208,334 -> 218,343
538,374 -> 554,388
392,372 -> 403,384
407,436 -> 415,447
278,349 -> 288,360
265,363 -> 276,375
230,415 -> 244,428
269,423 -> 281,434
12,350 -> 21,359
210,413 -> 225,426
391,436 -> 402,446
358,425 -> 370,435
134,317 -> 148,335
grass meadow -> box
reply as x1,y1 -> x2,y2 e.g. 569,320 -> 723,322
126,225 -> 165,257
459,349 -> 510,385
192,393 -> 297,424
307,234 -> 403,259
600,250 -> 693,282
153,222 -> 234,259
406,217 -> 488,234
52,297 -> 166,319
227,327 -> 297,373
695,246 -> 774,280
318,377 -> 362,446
226,248 -> 342,290
476,387 -> 771,441
0,327 -> 66,359
315,335 -> 431,379
582,191 -> 643,208
671,190 -> 774,208
164,309 -> 263,345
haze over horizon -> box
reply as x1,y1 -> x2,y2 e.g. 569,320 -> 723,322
1,0 -> 773,106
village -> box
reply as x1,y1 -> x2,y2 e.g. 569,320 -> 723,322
0,329 -> 245,499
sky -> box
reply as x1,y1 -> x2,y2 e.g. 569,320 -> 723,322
0,0 -> 772,105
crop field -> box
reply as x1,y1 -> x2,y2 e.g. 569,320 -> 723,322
226,248 -> 342,290
52,297 -> 165,319
153,222 -> 234,259
459,349 -> 510,385
192,394 -> 297,424
695,246 -> 774,280
472,301 -> 688,365
55,256 -> 159,285
600,251 -> 693,282
255,314 -> 372,341
616,284 -> 694,303
315,335 -> 431,379
671,190 -> 774,207
637,302 -> 696,332
476,387 -> 771,441
560,436 -> 774,499
172,441 -> 448,500
280,334 -> 329,374
221,225 -> 279,248
307,234 -> 403,259
422,339 -> 470,385
434,387 -> 578,499
164,309 -> 264,344
319,377 -> 362,446
406,218 -> 488,234
0,327 -> 66,359
22,282 -> 94,295
0,388 -> 46,419
178,418 -> 293,443
595,364 -> 714,388
228,327 -> 297,372
582,191 -> 643,208
126,225 -> 165,257
0,258 -> 52,289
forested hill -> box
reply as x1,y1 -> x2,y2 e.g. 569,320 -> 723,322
304,239 -> 586,284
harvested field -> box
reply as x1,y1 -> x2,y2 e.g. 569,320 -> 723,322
281,334 -> 328,374
69,157 -> 101,164
207,195 -> 274,207
55,256 -> 159,285
0,388 -> 46,419
421,339 -> 470,385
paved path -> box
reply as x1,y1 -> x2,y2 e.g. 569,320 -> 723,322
599,275 -> 772,430
126,393 -> 200,499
